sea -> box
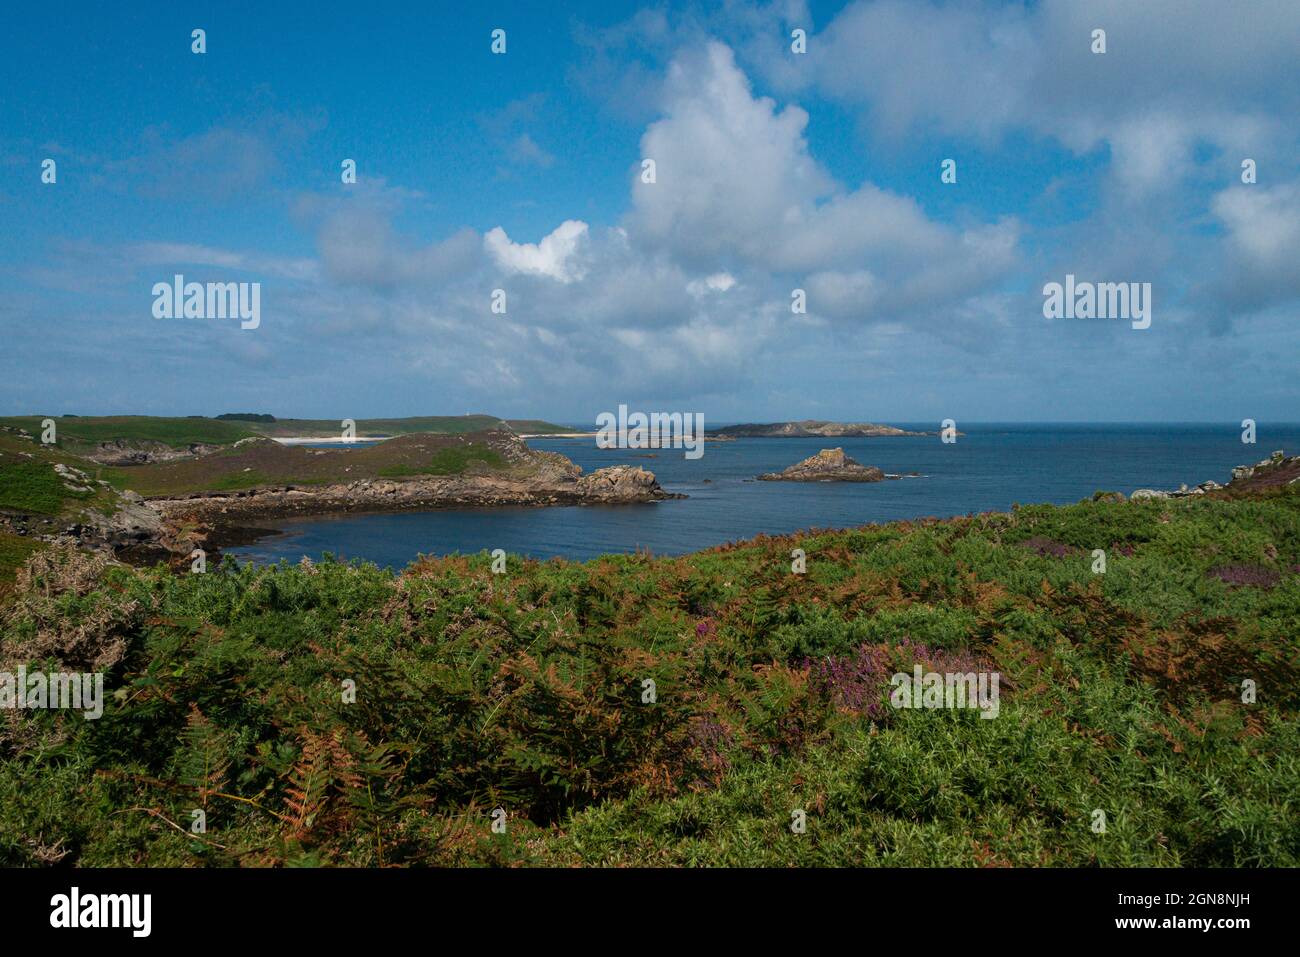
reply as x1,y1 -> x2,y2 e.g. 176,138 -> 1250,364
224,423 -> 1300,568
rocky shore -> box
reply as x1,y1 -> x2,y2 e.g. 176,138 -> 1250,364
1126,449 -> 1299,501
1,431 -> 680,566
148,463 -> 676,527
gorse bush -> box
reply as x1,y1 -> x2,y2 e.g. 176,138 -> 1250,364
0,490 -> 1297,866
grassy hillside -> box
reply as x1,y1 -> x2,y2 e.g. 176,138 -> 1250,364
1,489 -> 1296,867
0,459 -> 84,514
0,414 -> 573,449
0,416 -> 257,449
0,432 -> 119,518
99,433 -> 516,497
506,419 -> 578,435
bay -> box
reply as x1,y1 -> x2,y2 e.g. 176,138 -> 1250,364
225,423 -> 1300,567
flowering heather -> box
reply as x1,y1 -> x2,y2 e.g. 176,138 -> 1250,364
807,643 -> 892,717
1207,564 -> 1282,588
688,716 -> 732,776
893,637 -> 991,677
806,638 -> 994,718
1018,536 -> 1076,558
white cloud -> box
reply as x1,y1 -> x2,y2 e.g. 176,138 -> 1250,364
688,272 -> 736,295
803,0 -> 1300,191
629,42 -> 1019,315
484,220 -> 590,283
1198,180 -> 1300,328
1213,183 -> 1300,269
507,133 -> 555,168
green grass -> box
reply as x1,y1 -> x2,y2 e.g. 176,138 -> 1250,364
377,444 -> 506,477
505,419 -> 577,435
0,413 -> 571,447
1,489 -> 1297,867
90,434 -> 519,497
0,415 -> 257,449
207,470 -> 277,491
0,459 -> 90,514
0,530 -> 41,584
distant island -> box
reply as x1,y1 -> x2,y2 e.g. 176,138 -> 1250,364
711,419 -> 941,438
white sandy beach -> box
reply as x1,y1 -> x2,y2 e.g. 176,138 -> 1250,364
272,436 -> 394,445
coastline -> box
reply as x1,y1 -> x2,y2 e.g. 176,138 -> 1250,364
148,467 -> 679,522
138,462 -> 682,563
13,426 -> 1298,572
214,447 -> 1300,566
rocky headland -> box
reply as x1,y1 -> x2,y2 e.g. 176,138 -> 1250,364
1,429 -> 679,566
148,461 -> 673,525
141,432 -> 677,555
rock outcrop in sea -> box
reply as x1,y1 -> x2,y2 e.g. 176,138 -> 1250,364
757,447 -> 903,482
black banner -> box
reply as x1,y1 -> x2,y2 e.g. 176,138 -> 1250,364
3,867 -> 1283,942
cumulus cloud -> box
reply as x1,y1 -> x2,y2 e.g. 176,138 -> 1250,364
484,220 -> 590,283
224,41 -> 1026,404
630,42 -> 1019,318
631,42 -> 832,264
1197,181 -> 1300,331
1213,183 -> 1300,270
17,8 -> 1295,423
803,0 -> 1300,184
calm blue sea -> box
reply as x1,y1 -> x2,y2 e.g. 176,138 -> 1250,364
225,424 -> 1300,567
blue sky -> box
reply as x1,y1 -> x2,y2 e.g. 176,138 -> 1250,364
2,0 -> 1298,424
